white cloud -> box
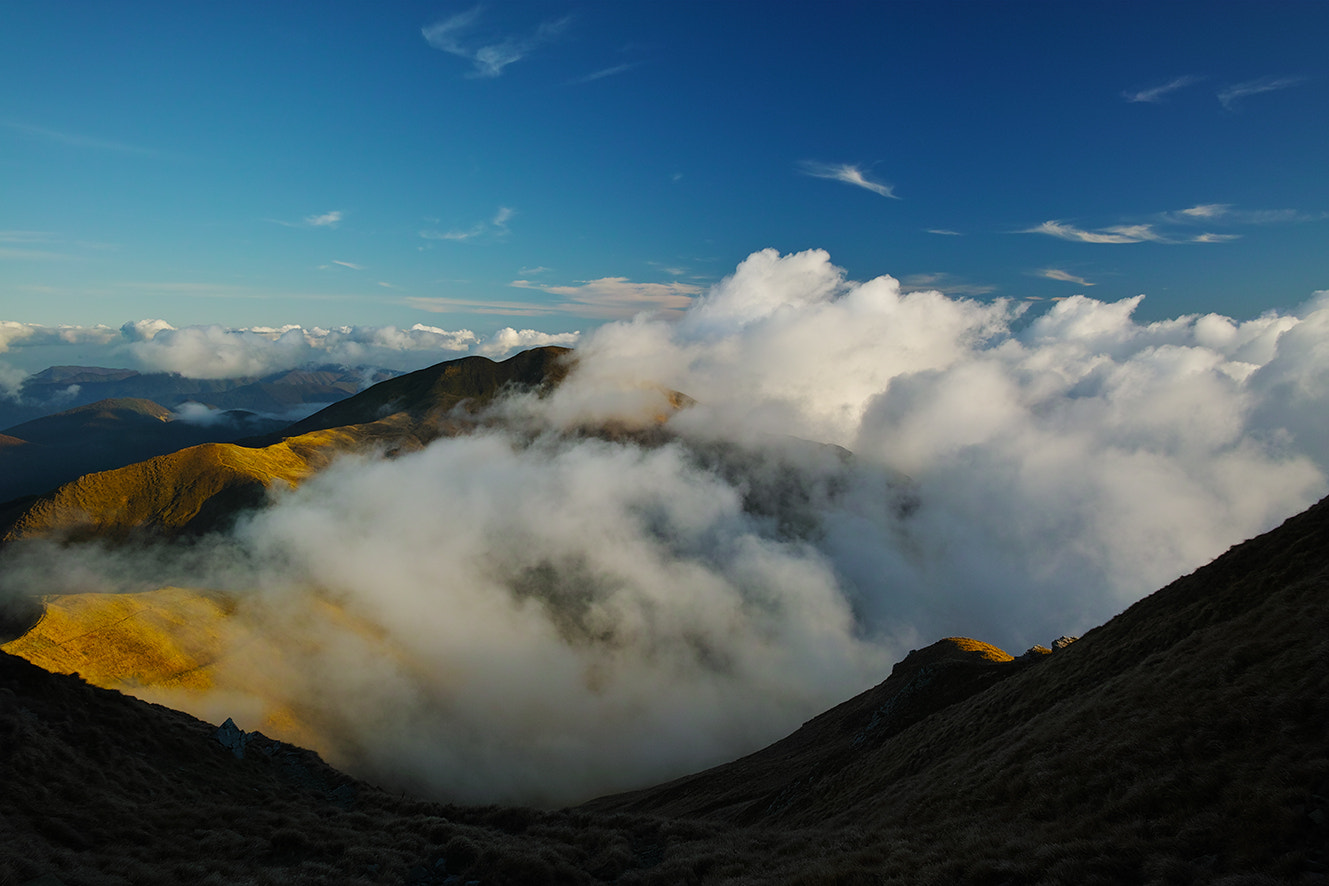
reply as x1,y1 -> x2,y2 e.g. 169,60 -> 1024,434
13,249 -> 1327,808
1040,268 -> 1094,286
569,62 -> 638,85
422,7 -> 572,78
6,247 -> 1329,817
1180,203 -> 1231,219
420,207 -> 515,242
305,210 -> 343,228
1122,75 -> 1201,103
1218,75 -> 1307,110
1173,204 -> 1320,226
0,320 -> 492,379
1023,220 -> 1159,244
1023,219 -> 1229,245
925,228 -> 963,236
799,161 -> 899,199
475,327 -> 581,357
331,260 -> 365,270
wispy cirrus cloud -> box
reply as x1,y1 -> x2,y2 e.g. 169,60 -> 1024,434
2,120 -> 160,156
1122,75 -> 1202,103
404,295 -> 555,317
421,207 -> 514,243
268,210 -> 346,230
798,161 -> 899,199
1171,203 -> 1323,225
568,62 -> 639,85
0,231 -> 72,261
423,7 -> 572,78
1039,268 -> 1095,286
0,230 -> 116,262
925,228 -> 963,236
511,276 -> 703,320
1021,219 -> 1235,245
1179,203 -> 1230,219
899,273 -> 996,297
305,210 -> 343,228
329,260 -> 365,270
1218,75 -> 1307,110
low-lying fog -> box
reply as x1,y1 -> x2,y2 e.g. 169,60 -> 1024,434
4,249 -> 1326,806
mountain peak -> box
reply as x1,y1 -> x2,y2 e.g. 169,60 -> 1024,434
276,346 -> 573,439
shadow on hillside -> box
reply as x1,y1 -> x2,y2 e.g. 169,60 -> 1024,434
0,594 -> 44,644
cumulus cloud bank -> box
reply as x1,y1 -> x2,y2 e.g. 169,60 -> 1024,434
4,248 -> 1327,808
0,320 -> 579,386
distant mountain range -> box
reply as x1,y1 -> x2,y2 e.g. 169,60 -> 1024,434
0,348 -> 574,536
6,364 -> 399,428
1,345 -> 1326,882
0,364 -> 402,503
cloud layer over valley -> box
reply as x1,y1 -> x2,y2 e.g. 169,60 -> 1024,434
0,320 -> 580,393
3,249 -> 1327,807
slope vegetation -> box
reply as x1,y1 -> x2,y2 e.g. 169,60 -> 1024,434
1,441 -> 315,542
0,349 -> 574,541
275,346 -> 572,438
0,397 -> 291,503
2,492 -> 1327,882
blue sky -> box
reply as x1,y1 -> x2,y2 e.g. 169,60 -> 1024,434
2,1 -> 1326,344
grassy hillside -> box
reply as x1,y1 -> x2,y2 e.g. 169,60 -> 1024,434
0,397 -> 294,503
3,493 -> 1326,883
2,398 -> 173,445
0,441 -> 315,542
276,346 -> 572,439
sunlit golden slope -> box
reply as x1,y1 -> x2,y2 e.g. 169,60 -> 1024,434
1,582 -> 416,757
2,587 -> 236,691
3,495 -> 1328,884
1,349 -> 577,542
1,440 -> 316,541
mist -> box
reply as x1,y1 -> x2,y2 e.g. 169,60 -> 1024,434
3,248 -> 1326,807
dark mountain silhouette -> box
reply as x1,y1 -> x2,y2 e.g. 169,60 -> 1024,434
2,345 -> 1327,882
0,364 -> 396,431
0,349 -> 578,541
273,346 -> 573,440
2,493 -> 1326,883
0,398 -> 291,503
5,397 -> 175,444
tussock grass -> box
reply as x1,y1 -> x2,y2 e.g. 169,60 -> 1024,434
3,496 -> 1329,883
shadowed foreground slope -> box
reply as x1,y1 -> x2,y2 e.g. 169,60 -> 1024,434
2,494 -> 1328,883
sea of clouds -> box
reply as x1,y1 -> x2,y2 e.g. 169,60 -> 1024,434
2,248 -> 1326,807
0,319 -> 578,392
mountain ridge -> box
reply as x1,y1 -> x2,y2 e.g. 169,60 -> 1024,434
0,348 -> 577,540
2,492 -> 1326,882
